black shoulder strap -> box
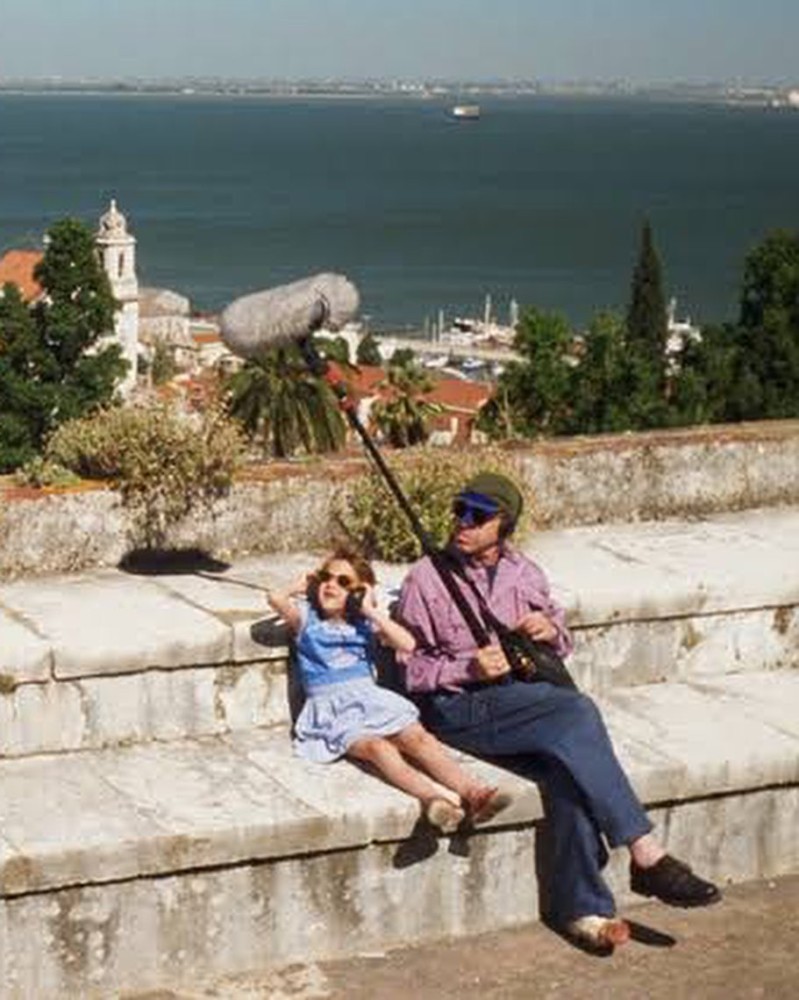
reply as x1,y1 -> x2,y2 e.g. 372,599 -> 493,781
441,550 -> 510,638
427,549 -> 493,649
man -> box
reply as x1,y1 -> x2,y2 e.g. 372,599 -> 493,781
395,471 -> 720,952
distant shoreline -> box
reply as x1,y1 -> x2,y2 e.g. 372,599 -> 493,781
0,82 -> 791,111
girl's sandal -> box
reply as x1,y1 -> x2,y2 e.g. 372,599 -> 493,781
425,798 -> 466,834
466,786 -> 514,826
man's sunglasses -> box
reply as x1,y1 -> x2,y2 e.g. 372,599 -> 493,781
317,569 -> 358,589
452,500 -> 500,527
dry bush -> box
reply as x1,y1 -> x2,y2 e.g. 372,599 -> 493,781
46,403 -> 245,548
333,446 -> 529,562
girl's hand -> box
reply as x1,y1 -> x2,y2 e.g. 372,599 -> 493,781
288,574 -> 312,598
357,584 -> 379,620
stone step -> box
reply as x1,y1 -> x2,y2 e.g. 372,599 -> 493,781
0,508 -> 796,757
1,669 -> 798,998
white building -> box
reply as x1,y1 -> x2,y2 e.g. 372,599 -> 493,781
95,199 -> 139,396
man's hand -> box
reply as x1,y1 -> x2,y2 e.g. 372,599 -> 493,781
515,610 -> 558,644
474,644 -> 512,681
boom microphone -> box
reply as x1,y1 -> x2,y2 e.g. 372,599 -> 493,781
219,272 -> 360,360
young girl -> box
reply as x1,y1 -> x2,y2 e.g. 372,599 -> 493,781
267,546 -> 512,833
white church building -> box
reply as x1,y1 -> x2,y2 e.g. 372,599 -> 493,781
1,199 -> 198,398
95,199 -> 140,396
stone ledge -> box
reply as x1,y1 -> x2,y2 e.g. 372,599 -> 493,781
1,508 -> 796,691
1,670 -> 797,900
3,421 -> 799,579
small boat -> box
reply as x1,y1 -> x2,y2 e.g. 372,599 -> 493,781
450,104 -> 480,120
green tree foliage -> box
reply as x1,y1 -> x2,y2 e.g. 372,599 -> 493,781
567,311 -> 633,433
389,346 -> 416,368
226,345 -> 346,458
149,338 -> 179,386
32,219 -> 125,421
479,307 -> 574,438
356,331 -> 382,366
627,220 -> 669,375
623,220 -> 670,426
0,219 -> 126,471
727,230 -> 799,419
318,336 -> 351,365
668,323 -> 739,426
371,361 -> 441,448
0,283 -> 50,470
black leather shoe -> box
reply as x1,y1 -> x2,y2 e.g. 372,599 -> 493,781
631,855 -> 722,908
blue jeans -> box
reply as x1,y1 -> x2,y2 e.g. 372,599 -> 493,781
419,678 -> 652,923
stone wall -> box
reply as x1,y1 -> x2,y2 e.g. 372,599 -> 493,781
1,420 -> 797,578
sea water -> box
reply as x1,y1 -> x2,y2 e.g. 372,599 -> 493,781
1,93 -> 797,329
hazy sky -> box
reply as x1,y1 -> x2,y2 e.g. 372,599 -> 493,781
2,0 -> 797,84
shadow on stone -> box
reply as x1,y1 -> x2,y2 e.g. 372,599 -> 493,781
119,547 -> 231,576
249,618 -> 291,649
627,920 -> 677,948
392,817 -> 440,869
542,918 -> 616,959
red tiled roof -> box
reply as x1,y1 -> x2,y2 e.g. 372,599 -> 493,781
424,378 -> 493,412
329,363 -> 493,414
192,331 -> 222,345
0,249 -> 44,302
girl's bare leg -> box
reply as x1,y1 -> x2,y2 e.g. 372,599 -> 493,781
390,723 -> 485,799
347,734 -> 451,804
391,723 -> 514,825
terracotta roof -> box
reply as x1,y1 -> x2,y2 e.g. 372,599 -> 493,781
424,378 -> 493,412
329,363 -> 493,414
0,249 -> 44,302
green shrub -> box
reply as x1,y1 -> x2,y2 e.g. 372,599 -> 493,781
333,446 -> 530,562
46,403 -> 246,548
14,457 -> 81,488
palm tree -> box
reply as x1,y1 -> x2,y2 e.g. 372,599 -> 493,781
371,361 -> 441,448
227,347 -> 346,458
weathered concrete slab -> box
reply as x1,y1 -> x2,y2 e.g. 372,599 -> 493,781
604,678 -> 799,798
569,606 -> 799,692
687,670 -> 799,738
0,607 -> 52,684
88,739 -> 332,875
0,571 -> 232,678
0,671 -> 796,899
0,664 -> 289,758
531,507 -> 799,625
0,508 -> 795,753
227,729 -> 540,843
0,753 -> 169,895
146,551 -> 316,662
0,680 -> 87,757
0,826 -> 539,1000
1,788 -> 798,1000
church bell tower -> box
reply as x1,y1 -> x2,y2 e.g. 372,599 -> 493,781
96,199 -> 139,396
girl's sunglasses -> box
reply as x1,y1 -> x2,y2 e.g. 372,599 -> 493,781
317,569 -> 357,589
452,500 -> 500,527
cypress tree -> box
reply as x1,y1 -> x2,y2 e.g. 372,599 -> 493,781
623,219 -> 669,426
627,219 -> 669,369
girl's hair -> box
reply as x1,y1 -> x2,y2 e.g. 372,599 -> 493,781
320,545 -> 376,586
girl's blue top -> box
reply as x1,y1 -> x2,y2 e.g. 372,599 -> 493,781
295,602 -> 377,693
